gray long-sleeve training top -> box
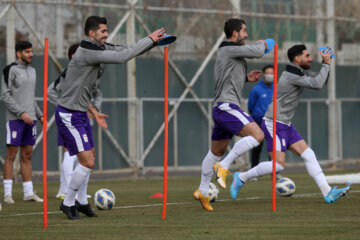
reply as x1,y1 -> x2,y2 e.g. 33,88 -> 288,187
58,36 -> 154,112
213,40 -> 266,108
1,60 -> 43,122
265,63 -> 330,124
47,68 -> 103,111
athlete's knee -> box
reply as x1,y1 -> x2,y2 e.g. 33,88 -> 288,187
21,151 -> 33,161
277,159 -> 286,168
84,160 -> 95,169
253,130 -> 264,143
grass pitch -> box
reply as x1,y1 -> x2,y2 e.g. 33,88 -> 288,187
0,171 -> 359,240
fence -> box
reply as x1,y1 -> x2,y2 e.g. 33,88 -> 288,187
0,0 -> 360,175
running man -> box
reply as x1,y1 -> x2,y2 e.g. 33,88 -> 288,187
1,41 -> 43,204
193,18 -> 270,210
56,16 -> 165,219
230,44 -> 350,203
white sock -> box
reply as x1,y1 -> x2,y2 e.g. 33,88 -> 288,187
3,179 -> 13,197
239,161 -> 284,183
219,136 -> 260,169
62,152 -> 78,194
199,151 -> 222,196
77,174 -> 90,205
301,148 -> 331,197
23,181 -> 34,198
59,160 -> 66,194
63,164 -> 91,207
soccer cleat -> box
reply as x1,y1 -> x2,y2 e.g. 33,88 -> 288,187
4,195 -> 15,204
75,201 -> 97,217
56,192 -> 66,200
24,194 -> 43,202
60,201 -> 81,220
193,189 -> 213,211
324,186 -> 351,204
230,172 -> 245,200
213,162 -> 231,189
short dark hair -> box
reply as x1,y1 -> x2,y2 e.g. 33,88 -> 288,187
68,43 -> 80,60
287,44 -> 307,62
262,64 -> 274,73
84,16 -> 107,36
224,18 -> 246,38
15,41 -> 32,52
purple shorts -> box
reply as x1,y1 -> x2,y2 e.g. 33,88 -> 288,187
57,130 -> 64,146
261,119 -> 303,152
6,120 -> 37,146
55,106 -> 94,156
211,102 -> 254,140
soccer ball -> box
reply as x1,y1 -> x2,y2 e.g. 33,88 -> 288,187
209,182 -> 219,202
94,189 -> 115,210
276,177 -> 296,197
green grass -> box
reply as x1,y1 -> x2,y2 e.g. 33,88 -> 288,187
0,171 -> 359,240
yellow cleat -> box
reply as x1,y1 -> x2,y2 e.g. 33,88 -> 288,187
193,189 -> 213,211
213,162 -> 231,189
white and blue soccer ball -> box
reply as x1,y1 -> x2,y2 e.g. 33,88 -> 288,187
276,177 -> 296,197
94,189 -> 115,210
209,182 -> 219,202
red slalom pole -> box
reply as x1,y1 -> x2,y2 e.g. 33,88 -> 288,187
42,38 -> 49,228
162,47 -> 169,220
272,44 -> 278,211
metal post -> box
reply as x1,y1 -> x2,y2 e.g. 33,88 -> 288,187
6,5 -> 15,64
56,6 -> 64,58
316,0 -> 324,62
326,0 -> 338,162
58,146 -> 63,172
126,0 -> 138,168
208,101 -> 212,149
307,101 -> 312,147
97,125 -> 103,170
173,107 -> 178,168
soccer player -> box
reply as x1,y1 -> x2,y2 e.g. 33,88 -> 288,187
48,43 -> 104,205
56,16 -> 165,219
193,18 -> 269,210
1,41 -> 43,204
230,44 -> 351,203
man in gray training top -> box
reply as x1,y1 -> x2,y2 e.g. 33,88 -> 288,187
48,42 -> 105,210
1,41 -> 43,204
230,44 -> 351,204
55,15 -> 165,219
193,18 -> 269,211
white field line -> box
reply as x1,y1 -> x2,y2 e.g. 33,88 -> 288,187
1,190 -> 359,218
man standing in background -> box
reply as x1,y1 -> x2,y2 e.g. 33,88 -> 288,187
1,41 -> 43,204
248,65 -> 274,177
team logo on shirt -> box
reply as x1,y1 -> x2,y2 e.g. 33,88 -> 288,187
83,134 -> 88,143
12,131 -> 17,139
282,139 -> 286,147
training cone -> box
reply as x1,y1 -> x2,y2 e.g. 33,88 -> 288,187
264,39 -> 275,54
158,34 -> 177,46
319,47 -> 335,58
151,192 -> 164,198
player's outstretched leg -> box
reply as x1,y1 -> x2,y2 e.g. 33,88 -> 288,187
324,186 -> 351,203
230,172 -> 244,199
193,189 -> 213,211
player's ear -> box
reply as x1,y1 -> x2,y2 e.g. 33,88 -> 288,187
15,51 -> 21,59
294,55 -> 301,64
232,30 -> 238,38
89,29 -> 95,38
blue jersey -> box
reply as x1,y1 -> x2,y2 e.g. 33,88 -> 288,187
248,80 -> 273,124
